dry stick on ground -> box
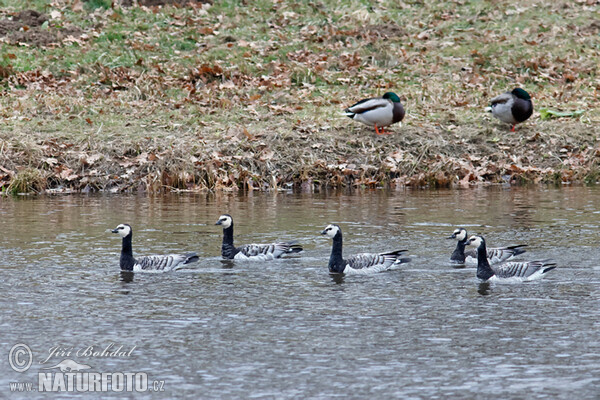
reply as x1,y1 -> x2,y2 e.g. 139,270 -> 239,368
409,145 -> 430,176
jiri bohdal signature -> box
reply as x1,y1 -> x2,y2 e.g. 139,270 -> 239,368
40,343 -> 136,365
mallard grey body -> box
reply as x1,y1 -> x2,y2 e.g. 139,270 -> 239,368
488,88 -> 533,131
344,92 -> 405,135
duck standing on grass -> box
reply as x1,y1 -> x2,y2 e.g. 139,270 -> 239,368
487,88 -> 533,131
344,92 -> 405,135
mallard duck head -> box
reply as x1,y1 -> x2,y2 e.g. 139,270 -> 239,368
511,88 -> 531,100
382,92 -> 401,103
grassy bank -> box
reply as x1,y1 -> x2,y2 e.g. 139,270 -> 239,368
0,0 -> 599,193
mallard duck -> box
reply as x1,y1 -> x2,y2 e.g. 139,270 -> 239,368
448,227 -> 527,266
215,214 -> 303,261
487,88 -> 533,131
466,235 -> 556,282
111,224 -> 199,272
321,224 -> 410,274
344,92 -> 405,135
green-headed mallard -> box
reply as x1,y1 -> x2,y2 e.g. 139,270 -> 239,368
487,88 -> 533,131
344,92 -> 405,135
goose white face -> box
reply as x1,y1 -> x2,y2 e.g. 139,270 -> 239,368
321,224 -> 340,238
112,224 -> 131,238
216,215 -> 232,229
453,228 -> 467,241
466,235 -> 483,248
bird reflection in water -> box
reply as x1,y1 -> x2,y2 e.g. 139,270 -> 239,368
478,282 -> 491,296
219,259 -> 236,269
330,273 -> 345,285
120,271 -> 134,283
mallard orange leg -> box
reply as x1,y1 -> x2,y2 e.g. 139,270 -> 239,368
375,124 -> 382,135
511,125 -> 516,132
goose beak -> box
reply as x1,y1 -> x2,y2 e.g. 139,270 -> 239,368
215,220 -> 222,226
111,228 -> 119,233
320,229 -> 327,235
447,235 -> 456,239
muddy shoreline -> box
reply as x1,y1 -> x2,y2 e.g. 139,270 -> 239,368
2,119 -> 598,194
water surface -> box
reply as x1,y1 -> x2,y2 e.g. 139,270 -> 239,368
1,187 -> 599,398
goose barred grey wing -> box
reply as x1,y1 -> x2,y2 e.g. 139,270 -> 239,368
464,246 -> 527,265
135,253 -> 199,271
492,259 -> 556,281
487,245 -> 527,264
346,250 -> 409,274
236,242 -> 302,260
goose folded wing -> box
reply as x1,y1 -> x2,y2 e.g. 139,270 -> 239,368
237,243 -> 276,257
487,245 -> 526,263
492,260 -> 554,279
136,254 -> 194,271
346,253 -> 389,270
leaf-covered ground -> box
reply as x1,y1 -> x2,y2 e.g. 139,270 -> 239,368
0,0 -> 599,193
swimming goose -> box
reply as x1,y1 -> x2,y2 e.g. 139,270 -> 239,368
466,235 -> 556,281
449,228 -> 527,265
344,92 -> 405,135
321,224 -> 410,274
215,214 -> 303,261
111,224 -> 199,272
487,88 -> 533,131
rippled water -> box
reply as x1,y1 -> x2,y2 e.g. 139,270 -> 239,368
1,187 -> 599,398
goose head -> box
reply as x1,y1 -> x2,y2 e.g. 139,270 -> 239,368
215,214 -> 233,229
465,235 -> 485,249
112,223 -> 132,238
448,227 -> 468,241
321,224 -> 341,239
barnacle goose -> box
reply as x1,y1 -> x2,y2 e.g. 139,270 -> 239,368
215,214 -> 303,261
449,227 -> 527,266
466,235 -> 556,282
111,224 -> 199,272
321,224 -> 410,274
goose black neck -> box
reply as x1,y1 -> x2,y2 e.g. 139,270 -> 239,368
476,241 -> 494,280
451,239 -> 467,263
328,231 -> 346,273
120,233 -> 135,271
221,225 -> 237,259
